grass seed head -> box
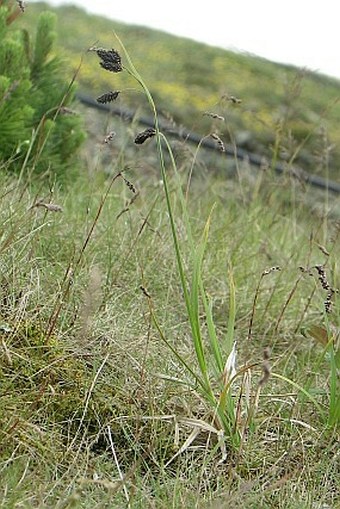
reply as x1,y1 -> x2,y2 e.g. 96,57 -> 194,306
122,175 -> 136,194
134,128 -> 156,144
203,112 -> 225,121
313,265 -> 338,314
324,291 -> 334,314
91,47 -> 123,73
210,133 -> 225,152
314,264 -> 331,291
96,91 -> 121,104
262,266 -> 281,276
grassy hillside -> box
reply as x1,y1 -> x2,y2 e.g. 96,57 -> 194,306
1,3 -> 339,508
17,2 -> 340,180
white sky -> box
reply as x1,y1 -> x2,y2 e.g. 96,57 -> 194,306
30,0 -> 340,80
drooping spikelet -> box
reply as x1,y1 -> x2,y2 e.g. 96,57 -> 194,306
122,175 -> 136,194
134,128 -> 156,145
313,264 -> 338,314
96,91 -> 121,104
210,133 -> 225,152
90,47 -> 123,73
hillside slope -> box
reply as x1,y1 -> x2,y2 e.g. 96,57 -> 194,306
16,2 -> 340,178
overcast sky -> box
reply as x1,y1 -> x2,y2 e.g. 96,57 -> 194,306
31,0 -> 340,80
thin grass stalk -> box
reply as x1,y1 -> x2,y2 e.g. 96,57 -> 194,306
156,135 -> 239,424
189,213 -> 214,381
271,372 -> 325,418
45,170 -> 122,339
328,346 -> 340,426
157,131 -> 215,390
143,289 -> 215,403
274,274 -> 303,333
324,317 -> 340,426
116,33 -> 213,393
225,268 -> 236,354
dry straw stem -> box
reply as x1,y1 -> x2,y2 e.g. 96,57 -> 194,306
107,425 -> 131,508
76,265 -> 103,341
274,271 -> 304,333
59,106 -> 77,115
247,266 -> 281,342
116,191 -> 139,220
244,348 -> 272,429
30,200 -> 63,212
65,353 -> 110,456
46,170 -> 123,339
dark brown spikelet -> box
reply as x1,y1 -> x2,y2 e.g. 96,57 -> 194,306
122,176 -> 136,194
96,91 -> 120,104
313,264 -> 338,314
314,264 -> 331,292
134,128 -> 156,145
92,48 -> 123,73
140,285 -> 151,298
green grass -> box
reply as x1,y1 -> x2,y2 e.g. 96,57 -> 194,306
0,146 -> 339,507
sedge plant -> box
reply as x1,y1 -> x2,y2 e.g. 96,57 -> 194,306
88,38 -> 265,453
89,36 -> 335,459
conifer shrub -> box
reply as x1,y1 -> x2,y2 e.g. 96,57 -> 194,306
0,1 -> 86,179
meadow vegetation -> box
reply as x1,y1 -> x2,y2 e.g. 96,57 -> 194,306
0,2 -> 339,508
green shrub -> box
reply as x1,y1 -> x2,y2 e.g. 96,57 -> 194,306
0,2 -> 85,179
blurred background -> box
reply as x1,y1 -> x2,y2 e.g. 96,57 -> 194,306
10,1 -> 340,183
